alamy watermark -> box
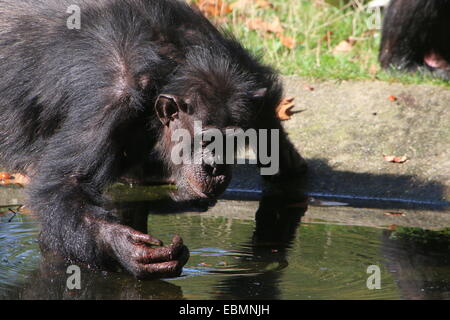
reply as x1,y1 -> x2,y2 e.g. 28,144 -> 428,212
66,265 -> 81,290
66,5 -> 81,30
366,265 -> 381,290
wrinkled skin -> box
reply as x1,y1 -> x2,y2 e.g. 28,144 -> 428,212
98,223 -> 189,279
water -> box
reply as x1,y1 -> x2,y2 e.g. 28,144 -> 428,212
0,188 -> 449,300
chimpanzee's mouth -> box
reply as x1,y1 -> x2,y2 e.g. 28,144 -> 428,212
186,173 -> 230,199
173,164 -> 232,201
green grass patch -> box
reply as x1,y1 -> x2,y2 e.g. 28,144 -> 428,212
198,0 -> 450,88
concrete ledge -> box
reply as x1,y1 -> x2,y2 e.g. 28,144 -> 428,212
282,76 -> 450,204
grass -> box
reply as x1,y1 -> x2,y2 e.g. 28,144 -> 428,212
195,0 -> 450,88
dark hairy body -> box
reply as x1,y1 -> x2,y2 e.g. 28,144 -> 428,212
0,0 -> 305,278
379,0 -> 450,80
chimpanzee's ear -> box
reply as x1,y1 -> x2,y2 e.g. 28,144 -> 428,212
252,88 -> 268,99
155,94 -> 187,126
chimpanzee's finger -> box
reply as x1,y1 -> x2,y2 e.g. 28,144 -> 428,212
138,260 -> 184,279
129,231 -> 163,246
170,234 -> 183,247
135,236 -> 185,263
178,245 -> 190,266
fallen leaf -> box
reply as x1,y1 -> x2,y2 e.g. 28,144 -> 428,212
322,31 -> 333,42
388,95 -> 398,102
0,172 -> 12,180
276,97 -> 295,121
383,155 -> 408,163
195,0 -> 232,17
229,0 -> 249,10
246,17 -> 283,34
11,173 -> 29,185
230,0 -> 273,10
384,212 -> 406,217
313,0 -> 327,7
303,85 -> 314,91
0,172 -> 30,186
388,224 -> 398,230
278,34 -> 296,49
332,37 -> 356,55
255,0 -> 273,9
369,64 -> 379,75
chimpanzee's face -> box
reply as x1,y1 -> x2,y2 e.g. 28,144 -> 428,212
155,94 -> 233,200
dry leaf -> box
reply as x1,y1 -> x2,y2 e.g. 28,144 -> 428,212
313,0 -> 327,7
388,224 -> 398,230
278,34 -> 296,49
229,0 -> 250,10
276,97 -> 295,121
303,85 -> 314,91
255,0 -> 273,9
230,0 -> 273,10
246,17 -> 284,34
0,172 -> 12,180
0,172 -> 30,186
322,31 -> 333,42
196,0 -> 232,17
369,64 -> 379,75
388,95 -> 398,102
383,155 -> 408,163
384,212 -> 406,217
11,173 -> 30,185
332,37 -> 356,55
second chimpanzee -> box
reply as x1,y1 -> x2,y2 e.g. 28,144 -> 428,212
379,0 -> 450,79
0,0 -> 306,278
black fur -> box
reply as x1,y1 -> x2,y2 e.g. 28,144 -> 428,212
0,0 -> 304,277
379,0 -> 450,79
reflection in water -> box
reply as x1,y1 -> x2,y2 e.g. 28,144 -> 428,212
0,211 -> 184,300
0,183 -> 449,300
0,185 -> 308,300
3,258 -> 184,300
213,192 -> 308,299
381,231 -> 450,300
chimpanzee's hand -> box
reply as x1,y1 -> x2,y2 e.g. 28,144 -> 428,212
99,223 -> 189,279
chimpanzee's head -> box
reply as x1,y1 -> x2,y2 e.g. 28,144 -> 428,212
154,47 -> 282,201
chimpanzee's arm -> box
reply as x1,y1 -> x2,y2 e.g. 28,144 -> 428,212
27,103 -> 188,279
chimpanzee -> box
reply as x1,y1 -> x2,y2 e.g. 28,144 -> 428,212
0,0 -> 305,279
379,0 -> 450,79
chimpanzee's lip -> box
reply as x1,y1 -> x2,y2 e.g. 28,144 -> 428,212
187,174 -> 230,199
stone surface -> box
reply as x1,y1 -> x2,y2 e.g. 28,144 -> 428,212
282,76 -> 450,204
